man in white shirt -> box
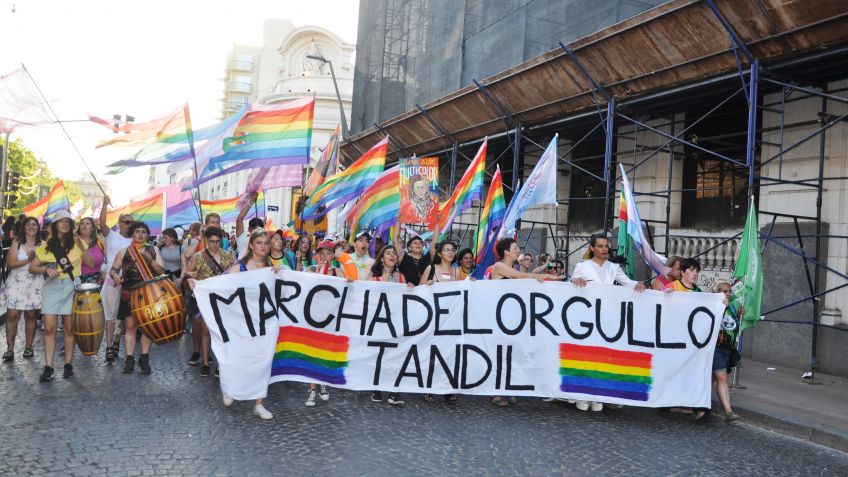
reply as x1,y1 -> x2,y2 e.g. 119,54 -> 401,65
235,192 -> 265,260
99,195 -> 134,364
571,233 -> 645,411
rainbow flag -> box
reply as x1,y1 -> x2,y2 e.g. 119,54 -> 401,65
473,165 -> 505,261
304,124 -> 340,196
618,164 -> 669,277
271,326 -> 349,385
348,165 -> 399,237
437,139 -> 486,236
559,343 -> 653,402
199,191 -> 265,224
94,104 -> 194,167
106,193 -> 165,234
302,137 -> 388,220
22,180 -> 70,218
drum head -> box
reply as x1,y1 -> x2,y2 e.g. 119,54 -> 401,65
75,283 -> 101,293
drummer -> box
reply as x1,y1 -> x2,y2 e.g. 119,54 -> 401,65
28,210 -> 90,382
183,226 -> 233,377
99,195 -> 134,364
109,221 -> 166,375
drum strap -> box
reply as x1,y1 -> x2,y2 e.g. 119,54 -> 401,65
47,241 -> 75,281
202,249 -> 226,276
127,245 -> 154,281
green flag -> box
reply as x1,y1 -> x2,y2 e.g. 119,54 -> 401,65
732,196 -> 763,332
616,218 -> 635,279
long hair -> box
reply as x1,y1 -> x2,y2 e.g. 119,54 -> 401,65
370,245 -> 397,277
587,233 -> 608,259
432,240 -> 457,266
159,228 -> 179,249
14,216 -> 42,247
47,218 -> 76,254
76,217 -> 99,249
292,234 -> 313,262
238,230 -> 272,267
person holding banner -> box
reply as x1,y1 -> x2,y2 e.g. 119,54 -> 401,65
184,227 -> 234,377
223,229 -> 275,420
571,233 -> 646,412
29,211 -> 87,381
651,256 -> 682,291
712,280 -> 741,423
395,234 -> 432,286
269,230 -> 295,270
336,231 -> 374,280
367,245 -> 409,406
421,240 -> 461,403
303,239 -> 349,407
292,235 -> 313,271
488,237 -> 562,406
109,222 -> 166,375
456,248 -> 475,280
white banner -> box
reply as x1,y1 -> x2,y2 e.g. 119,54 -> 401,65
195,270 -> 724,407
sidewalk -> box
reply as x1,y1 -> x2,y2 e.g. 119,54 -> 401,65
727,359 -> 848,452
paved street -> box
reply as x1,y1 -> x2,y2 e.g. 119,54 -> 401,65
2,328 -> 848,477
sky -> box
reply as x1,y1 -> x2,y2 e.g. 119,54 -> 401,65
0,0 -> 359,204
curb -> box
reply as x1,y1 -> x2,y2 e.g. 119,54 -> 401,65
730,401 -> 848,453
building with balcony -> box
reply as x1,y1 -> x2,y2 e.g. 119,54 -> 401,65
197,19 -> 354,230
67,174 -> 110,210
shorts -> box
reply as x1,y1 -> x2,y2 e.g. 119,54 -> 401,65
712,346 -> 731,372
41,278 -> 75,315
117,288 -> 134,321
101,277 -> 122,322
187,295 -> 201,319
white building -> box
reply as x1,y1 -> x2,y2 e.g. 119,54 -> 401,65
164,19 -> 355,230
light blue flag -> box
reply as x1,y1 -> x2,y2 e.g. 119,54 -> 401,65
496,134 -> 559,241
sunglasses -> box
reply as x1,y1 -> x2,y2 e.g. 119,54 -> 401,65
207,239 -> 221,245
120,220 -> 133,225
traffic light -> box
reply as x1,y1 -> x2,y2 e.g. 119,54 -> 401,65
4,192 -> 16,209
6,170 -> 19,191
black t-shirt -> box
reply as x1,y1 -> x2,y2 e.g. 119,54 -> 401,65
398,253 -> 431,285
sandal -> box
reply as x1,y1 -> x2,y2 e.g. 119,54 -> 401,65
422,394 -> 435,402
2,351 -> 13,362
23,348 -> 34,359
105,347 -> 117,363
490,396 -> 509,407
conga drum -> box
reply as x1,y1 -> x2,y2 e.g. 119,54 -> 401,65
71,283 -> 105,356
130,275 -> 186,344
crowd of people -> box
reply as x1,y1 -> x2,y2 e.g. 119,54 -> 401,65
0,194 -> 741,423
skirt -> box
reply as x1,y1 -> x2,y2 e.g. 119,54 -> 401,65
41,278 -> 75,315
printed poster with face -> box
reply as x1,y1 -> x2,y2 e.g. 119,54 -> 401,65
399,157 -> 439,226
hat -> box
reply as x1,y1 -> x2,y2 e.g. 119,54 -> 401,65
316,239 -> 335,252
355,231 -> 372,241
51,210 -> 74,222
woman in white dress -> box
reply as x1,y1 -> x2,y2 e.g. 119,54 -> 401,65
1,217 -> 45,362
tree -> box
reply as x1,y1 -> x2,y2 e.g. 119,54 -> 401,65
1,137 -> 83,217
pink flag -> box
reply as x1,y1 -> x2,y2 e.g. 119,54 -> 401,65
236,165 -> 302,210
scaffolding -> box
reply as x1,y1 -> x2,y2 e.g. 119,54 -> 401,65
372,1 -> 848,380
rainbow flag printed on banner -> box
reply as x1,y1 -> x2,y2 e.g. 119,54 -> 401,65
559,343 -> 653,401
271,326 -> 349,385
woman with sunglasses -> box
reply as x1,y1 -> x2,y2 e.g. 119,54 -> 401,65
109,221 -> 166,376
420,241 -> 461,402
2,216 -> 44,362
183,227 -> 233,377
367,245 -> 410,406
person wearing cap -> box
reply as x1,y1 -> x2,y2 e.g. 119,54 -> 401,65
336,231 -> 374,280
302,239 -> 348,407
99,195 -> 134,364
235,192 -> 265,260
394,231 -> 433,285
29,210 -> 89,382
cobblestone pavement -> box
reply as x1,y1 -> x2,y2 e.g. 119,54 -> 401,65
2,327 -> 848,477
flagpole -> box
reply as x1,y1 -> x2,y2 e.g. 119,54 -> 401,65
184,102 -> 204,220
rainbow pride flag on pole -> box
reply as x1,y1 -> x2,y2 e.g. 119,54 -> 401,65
22,180 -> 70,219
437,139 -> 486,237
618,164 -> 670,277
93,104 -> 194,166
473,165 -> 505,260
347,165 -> 400,237
200,191 -> 265,224
271,326 -> 349,385
302,137 -> 388,220
304,124 -> 340,196
106,193 -> 165,234
559,343 -> 653,402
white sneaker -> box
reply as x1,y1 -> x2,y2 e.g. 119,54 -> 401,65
542,397 -> 556,402
222,395 -> 234,407
305,390 -> 317,407
590,401 -> 604,412
575,400 -> 590,411
253,404 -> 273,420
318,385 -> 330,401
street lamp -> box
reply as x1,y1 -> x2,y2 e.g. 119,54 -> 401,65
306,54 -> 349,141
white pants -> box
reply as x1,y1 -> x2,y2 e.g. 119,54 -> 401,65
101,276 -> 122,322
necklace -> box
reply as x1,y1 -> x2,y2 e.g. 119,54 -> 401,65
250,257 -> 266,264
